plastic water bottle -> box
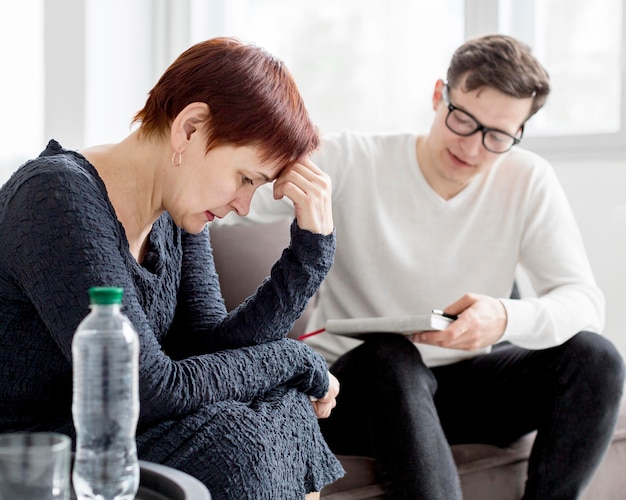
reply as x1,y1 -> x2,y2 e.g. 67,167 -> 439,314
72,287 -> 140,500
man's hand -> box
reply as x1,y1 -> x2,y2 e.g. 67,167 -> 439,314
272,158 -> 333,235
412,293 -> 507,350
310,371 -> 340,419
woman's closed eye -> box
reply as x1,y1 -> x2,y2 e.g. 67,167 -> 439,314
242,175 -> 254,186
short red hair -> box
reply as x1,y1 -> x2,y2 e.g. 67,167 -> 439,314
134,37 -> 319,167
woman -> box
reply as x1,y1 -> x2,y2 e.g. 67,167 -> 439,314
0,37 -> 343,498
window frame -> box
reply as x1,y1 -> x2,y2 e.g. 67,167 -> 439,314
39,0 -> 626,162
465,0 -> 626,160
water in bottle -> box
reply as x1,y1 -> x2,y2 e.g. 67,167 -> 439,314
72,287 -> 139,500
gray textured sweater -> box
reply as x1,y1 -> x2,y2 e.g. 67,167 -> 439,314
0,140 -> 343,498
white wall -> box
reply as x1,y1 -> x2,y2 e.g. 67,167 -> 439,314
550,156 -> 626,357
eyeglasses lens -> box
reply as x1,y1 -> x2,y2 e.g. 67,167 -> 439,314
446,109 -> 516,153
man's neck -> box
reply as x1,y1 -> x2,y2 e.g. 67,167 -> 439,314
415,135 -> 470,200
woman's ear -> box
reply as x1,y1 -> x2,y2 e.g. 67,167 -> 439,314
170,102 -> 210,153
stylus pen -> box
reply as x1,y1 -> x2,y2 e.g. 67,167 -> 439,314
432,309 -> 459,321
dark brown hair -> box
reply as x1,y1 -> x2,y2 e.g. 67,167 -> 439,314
134,37 -> 319,167
447,34 -> 550,119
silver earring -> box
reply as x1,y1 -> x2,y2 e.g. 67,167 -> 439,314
171,151 -> 183,167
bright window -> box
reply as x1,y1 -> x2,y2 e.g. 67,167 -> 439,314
196,0 -> 626,156
1,0 -> 624,187
498,0 -> 623,137
196,0 -> 465,135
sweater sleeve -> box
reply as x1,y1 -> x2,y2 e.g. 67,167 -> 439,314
3,159 -> 331,425
171,220 -> 335,352
499,156 -> 605,348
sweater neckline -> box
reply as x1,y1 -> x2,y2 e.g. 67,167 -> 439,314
44,139 -> 168,277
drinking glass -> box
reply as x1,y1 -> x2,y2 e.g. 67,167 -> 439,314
0,432 -> 71,500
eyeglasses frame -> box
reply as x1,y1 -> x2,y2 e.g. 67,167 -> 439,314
441,83 -> 524,154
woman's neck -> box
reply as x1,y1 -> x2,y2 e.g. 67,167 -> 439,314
81,132 -> 167,262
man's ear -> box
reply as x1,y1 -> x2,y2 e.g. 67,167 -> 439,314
432,79 -> 445,111
170,102 -> 210,152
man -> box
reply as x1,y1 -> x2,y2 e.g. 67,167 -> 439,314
223,35 -> 625,498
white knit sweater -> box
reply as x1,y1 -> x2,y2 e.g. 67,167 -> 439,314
225,131 -> 604,367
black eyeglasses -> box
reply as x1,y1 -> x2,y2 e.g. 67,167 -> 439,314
442,84 -> 523,154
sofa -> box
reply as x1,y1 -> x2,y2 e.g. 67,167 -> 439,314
209,218 -> 626,499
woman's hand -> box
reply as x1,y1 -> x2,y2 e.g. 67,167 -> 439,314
272,158 -> 333,235
310,371 -> 339,419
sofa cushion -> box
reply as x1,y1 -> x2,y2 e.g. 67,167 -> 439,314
210,218 -> 311,336
209,220 -> 626,500
322,394 -> 626,499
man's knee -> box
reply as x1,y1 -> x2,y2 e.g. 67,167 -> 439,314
332,333 -> 436,395
336,333 -> 425,372
563,331 -> 625,396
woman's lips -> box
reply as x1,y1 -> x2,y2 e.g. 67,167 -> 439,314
205,211 -> 215,222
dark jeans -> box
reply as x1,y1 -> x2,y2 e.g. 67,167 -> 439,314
319,332 -> 625,500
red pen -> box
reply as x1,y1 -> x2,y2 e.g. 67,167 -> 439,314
298,328 -> 326,341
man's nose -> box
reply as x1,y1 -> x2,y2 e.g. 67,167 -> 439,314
461,131 -> 484,156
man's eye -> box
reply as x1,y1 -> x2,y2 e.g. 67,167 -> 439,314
488,132 -> 508,144
453,112 -> 474,127
242,176 -> 254,186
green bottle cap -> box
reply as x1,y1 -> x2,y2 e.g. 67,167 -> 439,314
88,287 -> 124,305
